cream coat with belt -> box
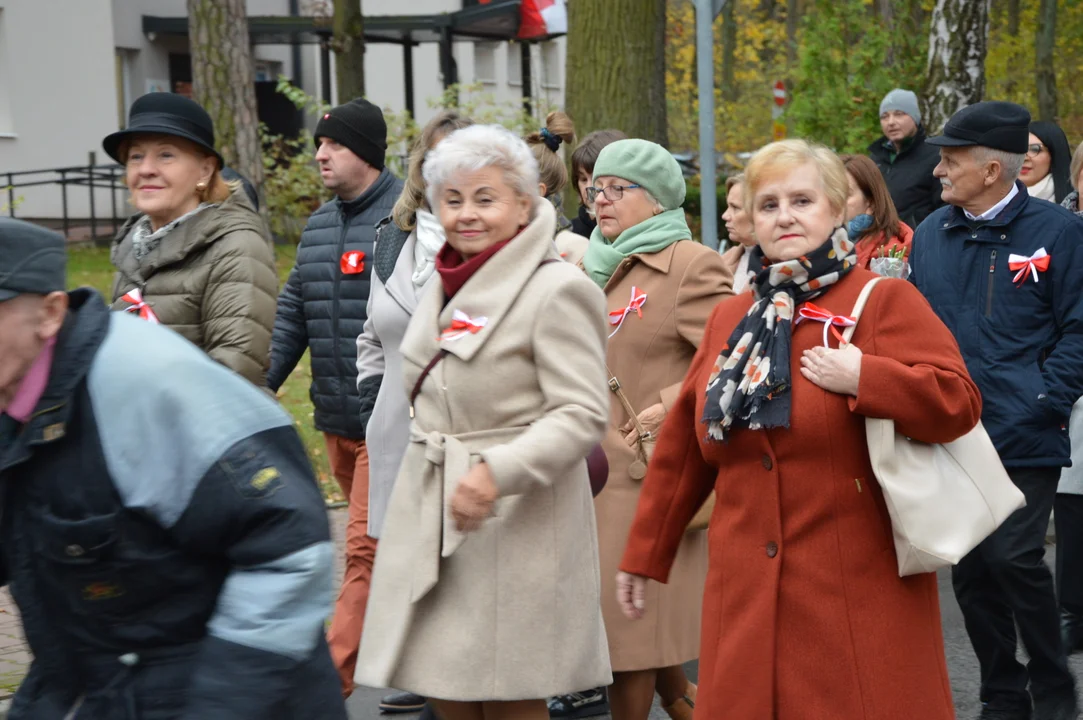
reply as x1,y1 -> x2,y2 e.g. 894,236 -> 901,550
355,200 -> 613,701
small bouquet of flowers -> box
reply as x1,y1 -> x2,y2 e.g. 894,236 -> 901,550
869,244 -> 910,280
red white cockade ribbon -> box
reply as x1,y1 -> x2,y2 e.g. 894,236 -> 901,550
440,310 -> 488,342
1008,248 -> 1050,286
608,286 -> 647,338
797,302 -> 855,348
121,288 -> 160,324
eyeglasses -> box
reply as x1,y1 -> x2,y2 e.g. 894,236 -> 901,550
586,184 -> 641,203
1027,143 -> 1046,158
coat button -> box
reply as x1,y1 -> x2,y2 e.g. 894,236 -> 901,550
761,454 -> 773,470
971,233 -> 978,239
766,541 -> 779,558
66,544 -> 85,557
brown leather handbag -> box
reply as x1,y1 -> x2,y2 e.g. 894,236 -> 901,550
606,368 -> 714,532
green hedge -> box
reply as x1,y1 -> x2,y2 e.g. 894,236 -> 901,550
683,175 -> 731,243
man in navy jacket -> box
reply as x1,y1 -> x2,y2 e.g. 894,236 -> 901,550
0,218 -> 346,719
912,102 -> 1083,720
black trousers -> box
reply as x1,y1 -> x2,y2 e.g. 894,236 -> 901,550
1056,493 -> 1083,614
952,467 -> 1076,707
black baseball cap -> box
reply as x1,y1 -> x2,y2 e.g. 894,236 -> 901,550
0,218 -> 66,302
926,101 -> 1031,154
102,92 -> 222,166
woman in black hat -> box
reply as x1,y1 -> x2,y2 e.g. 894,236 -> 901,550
105,92 -> 277,387
1022,121 -> 1073,203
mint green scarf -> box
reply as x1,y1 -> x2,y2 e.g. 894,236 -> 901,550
582,208 -> 692,288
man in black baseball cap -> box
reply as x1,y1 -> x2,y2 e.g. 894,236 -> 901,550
0,218 -> 68,414
0,216 -> 348,719
912,101 -> 1083,720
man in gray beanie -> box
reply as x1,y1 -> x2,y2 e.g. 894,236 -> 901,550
867,87 -> 945,229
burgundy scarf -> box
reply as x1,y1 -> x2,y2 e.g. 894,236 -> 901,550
436,238 -> 514,298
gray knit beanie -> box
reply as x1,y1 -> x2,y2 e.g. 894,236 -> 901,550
879,89 -> 921,127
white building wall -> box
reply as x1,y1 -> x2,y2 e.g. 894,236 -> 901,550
0,0 -> 119,219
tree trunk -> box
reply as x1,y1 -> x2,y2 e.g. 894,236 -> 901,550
877,0 -> 895,66
565,0 -> 667,144
1036,0 -> 1057,120
923,0 -> 990,135
332,0 -> 365,103
187,0 -> 264,200
722,0 -> 739,101
1008,0 -> 1021,36
786,0 -> 801,72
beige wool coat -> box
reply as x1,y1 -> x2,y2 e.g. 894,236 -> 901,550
596,239 -> 733,671
355,200 -> 613,701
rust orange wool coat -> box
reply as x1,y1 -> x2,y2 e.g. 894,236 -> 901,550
620,268 -> 982,720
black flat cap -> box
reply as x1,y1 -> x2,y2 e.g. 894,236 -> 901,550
103,92 -> 222,166
926,101 -> 1031,154
0,218 -> 66,302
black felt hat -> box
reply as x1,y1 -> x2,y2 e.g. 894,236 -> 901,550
103,93 -> 222,166
926,101 -> 1032,154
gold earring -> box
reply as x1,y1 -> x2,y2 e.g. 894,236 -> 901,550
196,181 -> 208,192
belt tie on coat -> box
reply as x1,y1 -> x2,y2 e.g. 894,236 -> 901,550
407,423 -> 526,604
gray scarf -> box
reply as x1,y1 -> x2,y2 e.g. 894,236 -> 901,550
130,203 -> 215,260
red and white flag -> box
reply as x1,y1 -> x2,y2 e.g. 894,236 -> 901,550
518,0 -> 567,39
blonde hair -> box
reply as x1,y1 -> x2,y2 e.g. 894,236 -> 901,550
725,173 -> 745,193
743,140 -> 848,218
524,111 -> 576,197
392,110 -> 474,231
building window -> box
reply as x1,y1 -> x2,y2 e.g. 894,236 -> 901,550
507,42 -> 522,87
0,9 -> 14,136
474,42 -> 497,85
541,41 -> 561,90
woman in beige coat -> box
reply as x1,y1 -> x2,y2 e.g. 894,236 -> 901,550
355,124 -> 612,720
582,139 -> 733,720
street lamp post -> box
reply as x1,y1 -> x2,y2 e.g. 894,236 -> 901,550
695,0 -> 726,250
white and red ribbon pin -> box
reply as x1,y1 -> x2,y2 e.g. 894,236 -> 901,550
797,302 -> 855,347
340,250 -> 365,275
608,286 -> 647,338
121,288 -> 160,324
440,310 -> 488,342
1008,248 -> 1050,286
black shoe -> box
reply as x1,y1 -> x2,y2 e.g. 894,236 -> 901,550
980,698 -> 1032,720
548,688 -> 609,719
380,691 -> 427,714
1062,608 -> 1083,655
1034,694 -> 1078,720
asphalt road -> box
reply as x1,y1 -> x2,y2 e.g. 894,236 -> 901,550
347,546 -> 1083,720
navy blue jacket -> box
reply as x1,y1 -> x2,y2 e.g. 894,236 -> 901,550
267,169 -> 403,439
0,290 -> 346,720
911,182 -> 1083,468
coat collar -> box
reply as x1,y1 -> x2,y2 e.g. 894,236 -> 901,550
941,180 -> 1030,232
111,186 -> 261,281
0,289 -> 110,472
337,169 -> 397,219
403,198 -> 558,367
384,230 -> 424,315
602,241 -> 679,293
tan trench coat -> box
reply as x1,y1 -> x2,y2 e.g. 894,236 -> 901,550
596,240 -> 733,671
355,200 -> 613,700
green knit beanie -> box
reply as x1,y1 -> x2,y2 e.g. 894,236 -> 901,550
592,139 -> 686,211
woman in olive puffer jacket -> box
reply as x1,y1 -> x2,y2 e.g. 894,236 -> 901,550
106,93 -> 277,387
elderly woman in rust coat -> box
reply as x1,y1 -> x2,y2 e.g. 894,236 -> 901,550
618,140 -> 982,720
582,139 -> 732,720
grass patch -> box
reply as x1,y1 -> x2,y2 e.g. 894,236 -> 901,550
67,244 -> 343,504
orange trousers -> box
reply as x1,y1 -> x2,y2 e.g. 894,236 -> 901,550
324,433 -> 379,698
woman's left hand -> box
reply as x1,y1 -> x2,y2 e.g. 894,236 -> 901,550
621,403 -> 666,447
450,462 -> 499,533
800,344 -> 863,396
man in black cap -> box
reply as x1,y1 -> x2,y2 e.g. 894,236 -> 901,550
266,97 -> 404,700
912,101 -> 1083,720
0,217 -> 346,719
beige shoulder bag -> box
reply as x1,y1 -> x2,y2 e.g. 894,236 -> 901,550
607,368 -> 715,532
841,277 -> 1026,576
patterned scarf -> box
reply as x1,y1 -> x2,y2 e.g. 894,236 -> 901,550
548,192 -> 573,235
702,228 -> 857,441
130,203 -> 215,261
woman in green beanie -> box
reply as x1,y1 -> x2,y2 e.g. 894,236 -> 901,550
585,138 -> 732,720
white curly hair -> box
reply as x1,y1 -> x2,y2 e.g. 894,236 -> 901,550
422,124 -> 541,214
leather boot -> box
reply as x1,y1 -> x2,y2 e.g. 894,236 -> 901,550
663,682 -> 697,720
1061,608 -> 1083,655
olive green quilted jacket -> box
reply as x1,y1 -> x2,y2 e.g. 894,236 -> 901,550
110,187 -> 278,386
